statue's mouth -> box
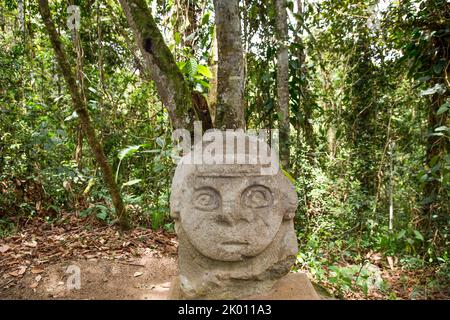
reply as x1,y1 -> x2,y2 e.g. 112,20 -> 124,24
221,240 -> 249,246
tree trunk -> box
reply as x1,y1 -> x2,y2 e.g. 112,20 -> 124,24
118,0 -> 201,132
295,0 -> 315,162
388,141 -> 394,231
207,28 -> 218,125
327,126 -> 336,160
274,0 -> 291,169
71,14 -> 85,170
18,0 -> 24,32
38,0 -> 130,230
213,0 -> 246,129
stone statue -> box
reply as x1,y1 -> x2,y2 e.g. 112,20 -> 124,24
169,131 -> 300,299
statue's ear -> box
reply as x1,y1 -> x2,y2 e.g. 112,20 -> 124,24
283,205 -> 297,220
170,194 -> 181,220
283,186 -> 298,220
171,209 -> 180,220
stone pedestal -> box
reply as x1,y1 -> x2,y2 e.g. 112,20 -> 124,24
168,273 -> 321,300
245,273 -> 321,300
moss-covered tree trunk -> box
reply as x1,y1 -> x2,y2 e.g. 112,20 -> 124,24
119,0 -> 212,132
38,0 -> 130,230
207,29 -> 218,125
213,0 -> 246,130
274,0 -> 291,169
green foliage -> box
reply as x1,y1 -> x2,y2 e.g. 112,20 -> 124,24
178,58 -> 212,93
80,204 -> 112,222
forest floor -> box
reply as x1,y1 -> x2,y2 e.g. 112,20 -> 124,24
0,216 -> 448,300
0,216 -> 178,299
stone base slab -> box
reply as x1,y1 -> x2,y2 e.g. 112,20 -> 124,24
168,272 -> 321,300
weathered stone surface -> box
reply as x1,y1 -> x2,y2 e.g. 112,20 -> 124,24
168,273 -> 321,300
245,273 -> 321,300
169,132 -> 299,299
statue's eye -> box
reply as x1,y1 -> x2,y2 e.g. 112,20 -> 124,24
241,185 -> 273,208
193,187 -> 220,210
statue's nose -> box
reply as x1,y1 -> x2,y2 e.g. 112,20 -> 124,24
216,203 -> 234,226
220,201 -> 251,224
222,202 -> 234,216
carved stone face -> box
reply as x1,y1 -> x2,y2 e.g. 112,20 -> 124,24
184,174 -> 282,261
172,165 -> 297,262
170,132 -> 298,263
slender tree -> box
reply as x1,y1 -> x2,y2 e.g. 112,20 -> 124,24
38,0 -> 130,230
213,0 -> 246,129
274,0 -> 291,169
208,28 -> 219,125
294,0 -> 315,163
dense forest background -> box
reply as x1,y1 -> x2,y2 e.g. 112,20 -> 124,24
0,0 -> 448,299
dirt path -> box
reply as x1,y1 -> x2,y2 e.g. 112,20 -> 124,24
0,217 -> 179,299
1,254 -> 177,300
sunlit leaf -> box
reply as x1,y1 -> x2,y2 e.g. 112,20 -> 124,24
64,111 -> 78,122
118,145 -> 141,160
197,65 -> 212,78
419,84 -> 446,96
182,58 -> 198,78
122,179 -> 142,187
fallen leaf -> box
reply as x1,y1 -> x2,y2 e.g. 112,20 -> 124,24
24,240 -> 37,248
133,272 -> 143,277
30,279 -> 40,289
122,241 -> 131,247
0,244 -> 10,253
35,275 -> 42,282
9,266 -> 27,277
17,266 -> 27,275
387,256 -> 394,270
31,267 -> 44,274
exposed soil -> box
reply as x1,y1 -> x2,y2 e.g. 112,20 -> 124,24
1,254 -> 177,300
0,216 -> 178,299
